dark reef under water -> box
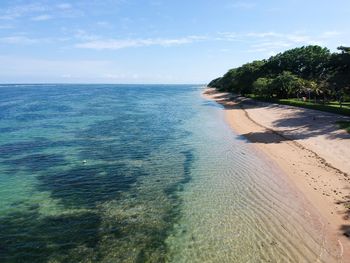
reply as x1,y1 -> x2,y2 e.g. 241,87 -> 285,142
0,84 -> 198,262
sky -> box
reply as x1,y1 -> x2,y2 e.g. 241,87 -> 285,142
0,0 -> 349,84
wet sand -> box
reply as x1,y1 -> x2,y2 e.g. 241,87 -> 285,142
203,87 -> 350,261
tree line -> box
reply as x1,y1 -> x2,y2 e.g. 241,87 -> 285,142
208,45 -> 350,106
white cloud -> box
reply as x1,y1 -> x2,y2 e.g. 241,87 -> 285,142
31,14 -> 53,21
246,32 -> 280,38
251,41 -> 291,48
0,36 -> 39,44
74,29 -> 99,41
0,3 -> 47,20
0,34 -> 70,45
75,36 -> 206,50
216,31 -> 345,55
216,32 -> 239,41
72,29 -> 346,54
0,2 -> 78,21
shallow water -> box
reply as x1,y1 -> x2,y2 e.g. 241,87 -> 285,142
0,84 -> 342,262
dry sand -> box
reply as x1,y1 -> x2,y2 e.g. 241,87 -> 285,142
203,87 -> 350,261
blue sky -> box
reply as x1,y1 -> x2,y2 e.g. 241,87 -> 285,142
0,0 -> 349,84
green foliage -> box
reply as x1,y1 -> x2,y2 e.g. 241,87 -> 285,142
264,46 -> 330,80
253,77 -> 273,98
208,77 -> 223,90
327,46 -> 350,104
233,60 -> 266,95
209,45 -> 350,105
210,60 -> 266,95
270,71 -> 304,98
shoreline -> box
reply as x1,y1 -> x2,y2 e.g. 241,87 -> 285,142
203,87 -> 350,260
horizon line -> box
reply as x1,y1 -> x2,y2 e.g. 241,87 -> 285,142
0,82 -> 207,86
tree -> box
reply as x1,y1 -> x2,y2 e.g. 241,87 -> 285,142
264,45 -> 330,80
209,45 -> 349,106
327,46 -> 350,106
253,77 -> 273,98
208,77 -> 223,89
231,60 -> 265,95
207,60 -> 265,95
270,71 -> 303,99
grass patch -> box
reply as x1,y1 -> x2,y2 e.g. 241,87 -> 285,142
337,121 -> 350,133
246,95 -> 350,117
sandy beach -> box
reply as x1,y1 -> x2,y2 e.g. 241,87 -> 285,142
203,87 -> 350,260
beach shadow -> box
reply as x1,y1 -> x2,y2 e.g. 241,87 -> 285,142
336,188 -> 350,238
213,93 -> 237,100
210,90 -> 350,141
240,131 -> 289,144
270,111 -> 350,141
237,98 -> 271,109
340,225 -> 350,239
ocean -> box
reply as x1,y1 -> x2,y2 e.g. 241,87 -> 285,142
0,84 -> 341,262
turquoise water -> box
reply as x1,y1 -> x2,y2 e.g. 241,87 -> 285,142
0,84 -> 342,262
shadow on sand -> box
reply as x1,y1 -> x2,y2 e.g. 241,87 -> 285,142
336,188 -> 350,238
207,91 -> 350,142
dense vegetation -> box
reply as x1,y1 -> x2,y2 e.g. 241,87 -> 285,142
209,46 -> 350,107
